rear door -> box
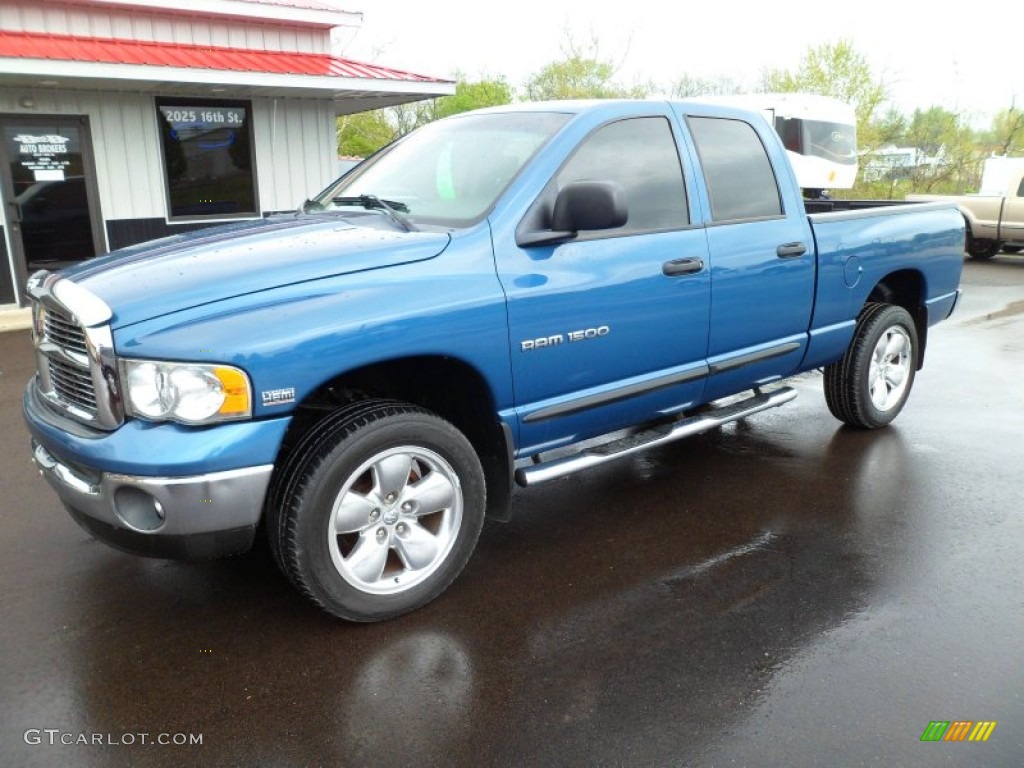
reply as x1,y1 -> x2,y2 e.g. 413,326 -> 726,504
494,109 -> 711,456
680,111 -> 816,401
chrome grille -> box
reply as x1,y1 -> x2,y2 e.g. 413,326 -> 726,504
39,306 -> 100,418
27,271 -> 122,431
44,308 -> 88,358
47,357 -> 99,416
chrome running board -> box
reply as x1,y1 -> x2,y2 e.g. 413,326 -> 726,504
514,386 -> 797,487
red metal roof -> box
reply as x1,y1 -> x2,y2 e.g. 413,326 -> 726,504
0,29 -> 447,83
232,0 -> 348,11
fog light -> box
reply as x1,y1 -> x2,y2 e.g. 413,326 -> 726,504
114,487 -> 166,532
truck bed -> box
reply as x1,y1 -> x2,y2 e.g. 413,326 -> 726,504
804,198 -> 922,214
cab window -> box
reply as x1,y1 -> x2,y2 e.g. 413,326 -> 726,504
688,117 -> 783,222
555,117 -> 689,233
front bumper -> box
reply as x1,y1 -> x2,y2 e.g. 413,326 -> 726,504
32,441 -> 273,559
24,380 -> 290,560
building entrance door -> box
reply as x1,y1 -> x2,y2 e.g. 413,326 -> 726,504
0,114 -> 104,305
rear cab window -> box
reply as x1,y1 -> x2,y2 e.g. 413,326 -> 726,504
687,116 -> 783,223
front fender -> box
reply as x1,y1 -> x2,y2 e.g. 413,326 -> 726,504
111,230 -> 515,422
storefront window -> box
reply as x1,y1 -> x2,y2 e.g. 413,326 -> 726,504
155,98 -> 258,219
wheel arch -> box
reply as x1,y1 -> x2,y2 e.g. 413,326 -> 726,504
278,355 -> 514,521
865,269 -> 928,369
958,206 -> 980,234
961,209 -> 1002,258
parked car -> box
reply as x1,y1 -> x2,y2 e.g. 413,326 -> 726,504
909,156 -> 1024,259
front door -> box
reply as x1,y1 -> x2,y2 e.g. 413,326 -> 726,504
0,115 -> 104,304
495,113 -> 711,456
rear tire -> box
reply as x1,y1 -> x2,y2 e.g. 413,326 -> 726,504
824,303 -> 918,429
1001,245 -> 1022,254
266,399 -> 486,621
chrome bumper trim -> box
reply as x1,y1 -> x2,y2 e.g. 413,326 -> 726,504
33,443 -> 100,496
32,442 -> 273,536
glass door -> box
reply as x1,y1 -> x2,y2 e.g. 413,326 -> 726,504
0,115 -> 103,303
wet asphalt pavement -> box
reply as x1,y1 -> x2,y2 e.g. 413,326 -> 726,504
1,257 -> 1022,767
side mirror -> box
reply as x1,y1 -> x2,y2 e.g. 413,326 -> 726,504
517,180 -> 628,247
552,181 -> 627,232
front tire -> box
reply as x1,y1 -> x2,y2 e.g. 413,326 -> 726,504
267,400 -> 486,621
824,303 -> 918,429
966,233 -> 1000,260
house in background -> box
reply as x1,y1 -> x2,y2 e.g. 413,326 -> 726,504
0,0 -> 452,308
860,145 -> 948,182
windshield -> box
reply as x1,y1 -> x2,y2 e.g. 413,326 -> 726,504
775,117 -> 857,165
801,120 -> 857,165
309,112 -> 569,227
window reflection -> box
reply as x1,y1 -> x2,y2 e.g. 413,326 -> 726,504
156,99 -> 257,219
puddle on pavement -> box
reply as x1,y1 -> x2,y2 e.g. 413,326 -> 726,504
963,299 -> 1024,325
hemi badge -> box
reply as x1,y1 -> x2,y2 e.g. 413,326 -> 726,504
261,387 -> 295,407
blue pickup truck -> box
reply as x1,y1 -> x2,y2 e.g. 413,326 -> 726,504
23,100 -> 964,621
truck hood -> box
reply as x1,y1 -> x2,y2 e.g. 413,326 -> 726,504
60,216 -> 451,329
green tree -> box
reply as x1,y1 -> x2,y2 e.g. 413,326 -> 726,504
337,77 -> 515,157
903,107 -> 981,193
870,107 -> 907,146
669,74 -> 742,99
524,37 -> 646,101
905,106 -> 959,156
429,77 -> 514,120
762,40 -> 887,151
861,106 -> 981,198
337,109 -> 397,157
852,107 -> 907,199
986,105 -> 1024,156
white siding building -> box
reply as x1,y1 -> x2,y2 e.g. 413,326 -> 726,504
0,0 -> 452,308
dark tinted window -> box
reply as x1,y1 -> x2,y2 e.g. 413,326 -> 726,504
156,98 -> 257,219
556,117 -> 688,232
775,116 -> 803,153
688,116 -> 782,222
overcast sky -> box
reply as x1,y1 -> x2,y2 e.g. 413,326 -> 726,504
335,0 -> 1022,126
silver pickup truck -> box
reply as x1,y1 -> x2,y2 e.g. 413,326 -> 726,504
909,159 -> 1024,259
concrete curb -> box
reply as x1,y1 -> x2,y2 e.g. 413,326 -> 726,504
0,308 -> 31,333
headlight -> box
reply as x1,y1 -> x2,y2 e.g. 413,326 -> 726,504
119,359 -> 251,425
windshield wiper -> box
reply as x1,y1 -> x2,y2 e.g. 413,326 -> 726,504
330,194 -> 416,232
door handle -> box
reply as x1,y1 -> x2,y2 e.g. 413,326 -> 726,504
776,242 -> 807,258
5,201 -> 21,224
662,257 -> 705,276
